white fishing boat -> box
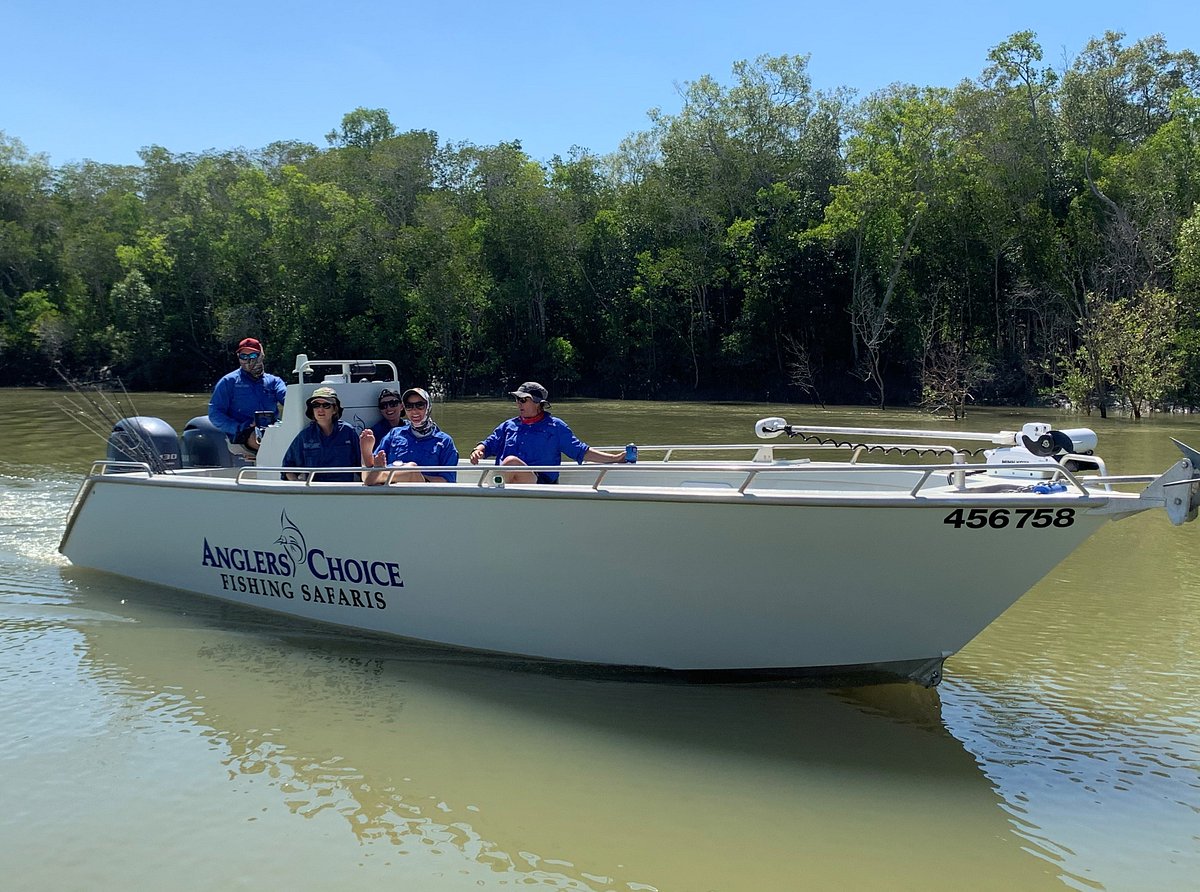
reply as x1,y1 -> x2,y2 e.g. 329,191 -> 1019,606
59,356 -> 1200,686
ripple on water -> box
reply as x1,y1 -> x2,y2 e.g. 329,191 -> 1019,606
935,504 -> 1200,890
942,650 -> 1200,890
0,471 -> 76,565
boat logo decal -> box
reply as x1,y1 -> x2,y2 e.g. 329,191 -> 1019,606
276,510 -> 307,570
199,509 -> 403,610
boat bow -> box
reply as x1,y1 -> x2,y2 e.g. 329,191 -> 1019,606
1151,440 -> 1200,525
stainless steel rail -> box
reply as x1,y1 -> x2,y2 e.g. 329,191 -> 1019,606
213,458 -> 1122,498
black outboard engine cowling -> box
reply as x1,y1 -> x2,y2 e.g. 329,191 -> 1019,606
181,415 -> 237,468
106,416 -> 182,473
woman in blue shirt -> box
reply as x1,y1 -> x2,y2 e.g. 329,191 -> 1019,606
360,387 -> 459,483
282,387 -> 362,482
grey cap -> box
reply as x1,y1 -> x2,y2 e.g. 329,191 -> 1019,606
402,387 -> 431,406
509,381 -> 548,403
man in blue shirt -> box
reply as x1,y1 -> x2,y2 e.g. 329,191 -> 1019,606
282,387 -> 362,482
207,337 -> 288,453
468,381 -> 626,483
361,387 -> 458,483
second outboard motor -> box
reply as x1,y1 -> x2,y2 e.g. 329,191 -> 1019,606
106,416 -> 182,473
181,415 -> 237,468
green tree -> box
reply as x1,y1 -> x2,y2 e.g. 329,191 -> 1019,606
401,192 -> 493,392
465,142 -> 575,377
325,107 -> 397,150
1092,288 -> 1183,417
825,85 -> 957,406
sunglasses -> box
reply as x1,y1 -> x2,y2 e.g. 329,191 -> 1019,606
309,401 -> 336,410
404,400 -> 428,410
515,396 -> 534,404
379,400 -> 401,409
237,352 -> 261,360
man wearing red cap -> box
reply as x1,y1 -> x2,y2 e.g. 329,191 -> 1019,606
207,337 -> 288,453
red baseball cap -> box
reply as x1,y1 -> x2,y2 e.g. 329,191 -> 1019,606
236,338 -> 263,354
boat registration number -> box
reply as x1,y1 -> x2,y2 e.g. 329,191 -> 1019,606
942,507 -> 1075,529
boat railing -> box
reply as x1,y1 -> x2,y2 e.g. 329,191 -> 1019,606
292,355 -> 399,383
578,459 -> 1099,498
236,467 -> 368,486
89,460 -> 154,477
223,458 -> 1119,500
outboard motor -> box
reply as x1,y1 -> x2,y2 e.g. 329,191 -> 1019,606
181,415 -> 237,468
107,416 -> 182,473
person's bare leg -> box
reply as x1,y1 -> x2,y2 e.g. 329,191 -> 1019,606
388,461 -> 424,483
499,455 -> 537,484
362,447 -> 388,485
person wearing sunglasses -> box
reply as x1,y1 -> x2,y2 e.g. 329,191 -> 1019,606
369,388 -> 405,444
468,381 -> 626,484
282,387 -> 363,482
361,387 -> 458,483
207,337 -> 287,455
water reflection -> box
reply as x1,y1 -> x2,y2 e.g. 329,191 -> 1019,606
44,569 -> 1059,891
941,669 -> 1200,892
940,509 -> 1200,892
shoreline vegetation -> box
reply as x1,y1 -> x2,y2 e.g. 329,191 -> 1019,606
4,31 -> 1200,418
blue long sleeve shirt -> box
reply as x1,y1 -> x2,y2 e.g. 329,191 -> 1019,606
282,420 -> 362,482
478,414 -> 588,483
370,417 -> 398,444
375,423 -> 458,482
208,368 -> 287,440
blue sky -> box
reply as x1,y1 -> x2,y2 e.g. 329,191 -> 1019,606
4,0 -> 1198,167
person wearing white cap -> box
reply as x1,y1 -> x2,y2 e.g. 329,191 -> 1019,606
360,387 -> 459,483
468,381 -> 626,484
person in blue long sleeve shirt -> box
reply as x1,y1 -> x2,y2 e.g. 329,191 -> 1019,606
282,387 -> 362,482
360,387 -> 458,483
207,337 -> 287,453
468,381 -> 626,483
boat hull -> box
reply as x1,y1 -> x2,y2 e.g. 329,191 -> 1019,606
60,472 -> 1111,684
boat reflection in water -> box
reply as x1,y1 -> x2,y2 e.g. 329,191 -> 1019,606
936,509 -> 1200,892
50,568 -> 1068,892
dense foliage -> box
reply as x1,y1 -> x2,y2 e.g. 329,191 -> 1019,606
5,31 -> 1200,413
